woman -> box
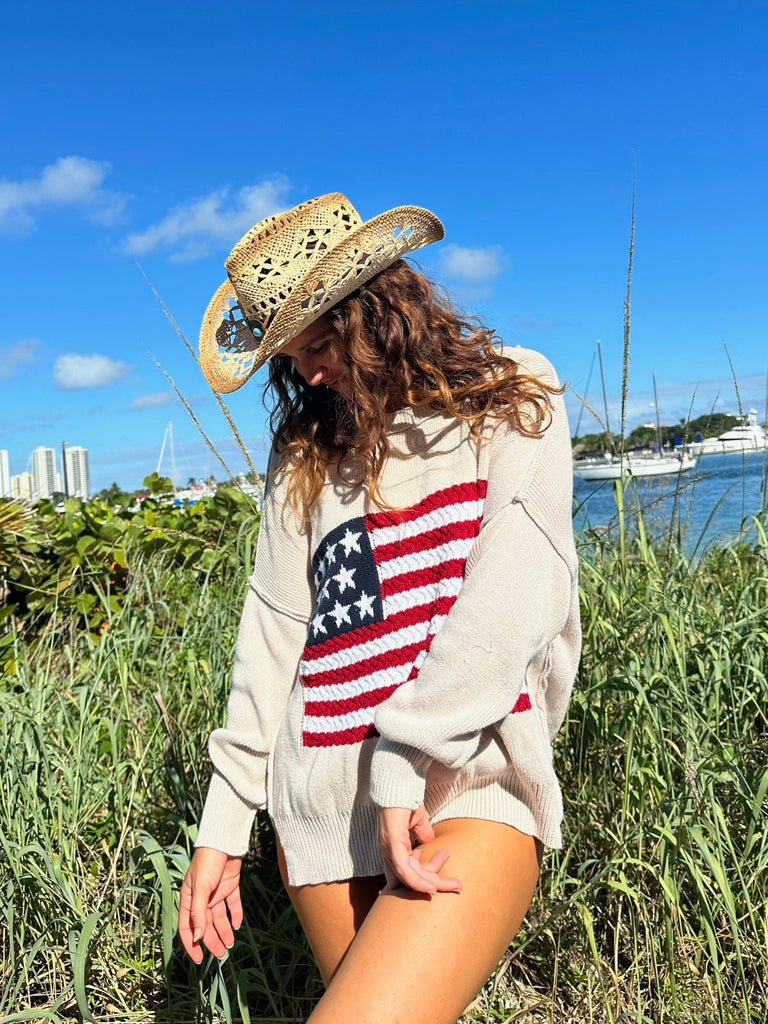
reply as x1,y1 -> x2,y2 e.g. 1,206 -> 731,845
179,193 -> 581,1024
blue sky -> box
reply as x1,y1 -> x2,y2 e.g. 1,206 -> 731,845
1,0 -> 766,493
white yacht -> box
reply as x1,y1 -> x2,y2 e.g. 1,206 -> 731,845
687,409 -> 768,456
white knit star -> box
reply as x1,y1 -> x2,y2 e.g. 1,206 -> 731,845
340,528 -> 362,556
334,564 -> 356,594
311,611 -> 327,636
355,592 -> 375,619
329,601 -> 352,628
324,542 -> 338,569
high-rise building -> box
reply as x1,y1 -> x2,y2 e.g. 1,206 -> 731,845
0,449 -> 10,498
11,472 -> 34,502
64,446 -> 90,500
31,446 -> 60,501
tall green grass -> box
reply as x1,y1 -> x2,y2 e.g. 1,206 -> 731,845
537,502 -> 768,1022
1,490 -> 766,1023
0,522 -> 321,1023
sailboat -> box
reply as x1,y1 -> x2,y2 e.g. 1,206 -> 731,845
573,448 -> 697,481
573,347 -> 697,481
155,421 -> 216,503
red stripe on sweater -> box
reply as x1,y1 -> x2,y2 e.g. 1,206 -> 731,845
511,692 -> 532,713
301,639 -> 431,688
380,559 -> 467,598
304,595 -> 457,658
365,480 -> 488,530
303,722 -> 379,746
305,690 -> 529,749
372,519 -> 480,565
305,687 -> 531,750
304,683 -> 400,717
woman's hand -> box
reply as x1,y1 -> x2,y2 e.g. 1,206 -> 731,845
178,847 -> 244,963
377,805 -> 462,895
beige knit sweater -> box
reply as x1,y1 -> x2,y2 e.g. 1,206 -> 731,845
195,347 -> 581,886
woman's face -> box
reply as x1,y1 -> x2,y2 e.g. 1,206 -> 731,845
281,317 -> 350,398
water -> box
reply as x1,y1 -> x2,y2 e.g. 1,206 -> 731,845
573,449 -> 768,556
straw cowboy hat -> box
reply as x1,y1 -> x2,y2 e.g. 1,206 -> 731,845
198,192 -> 444,393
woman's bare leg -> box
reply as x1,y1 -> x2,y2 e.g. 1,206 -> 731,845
277,840 -> 384,984
282,819 -> 542,1024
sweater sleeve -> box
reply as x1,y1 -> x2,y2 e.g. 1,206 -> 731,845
195,456 -> 313,856
369,382 -> 580,811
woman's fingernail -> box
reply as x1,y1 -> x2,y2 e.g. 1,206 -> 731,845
193,928 -> 202,943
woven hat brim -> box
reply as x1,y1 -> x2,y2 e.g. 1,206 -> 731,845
199,204 -> 443,393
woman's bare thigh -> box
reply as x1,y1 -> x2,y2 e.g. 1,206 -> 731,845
282,818 -> 542,1024
277,839 -> 384,984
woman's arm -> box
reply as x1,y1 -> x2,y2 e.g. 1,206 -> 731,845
370,380 -> 581,815
195,449 -> 313,854
370,498 -> 577,808
195,587 -> 309,854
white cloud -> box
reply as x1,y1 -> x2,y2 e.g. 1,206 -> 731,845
124,175 -> 291,262
130,391 -> 174,409
0,338 -> 43,380
439,244 -> 503,282
53,354 -> 133,389
0,156 -> 127,234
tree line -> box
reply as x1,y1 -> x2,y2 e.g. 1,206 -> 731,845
572,411 -> 752,455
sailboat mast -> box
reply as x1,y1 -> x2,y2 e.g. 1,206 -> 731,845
597,339 -> 613,450
155,421 -> 177,492
169,422 -> 177,493
156,424 -> 168,476
652,372 -> 663,452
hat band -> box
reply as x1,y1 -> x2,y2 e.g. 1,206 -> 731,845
246,314 -> 266,340
219,296 -> 267,353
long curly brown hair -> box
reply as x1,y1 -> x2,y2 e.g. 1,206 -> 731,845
266,259 -> 560,512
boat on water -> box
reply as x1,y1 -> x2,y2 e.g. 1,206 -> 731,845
573,449 -> 697,481
573,348 -> 698,481
685,409 -> 768,456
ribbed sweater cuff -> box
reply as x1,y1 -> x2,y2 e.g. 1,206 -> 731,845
369,739 -> 431,809
194,770 -> 258,857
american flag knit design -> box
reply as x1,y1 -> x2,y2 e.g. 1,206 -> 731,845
300,480 -> 532,747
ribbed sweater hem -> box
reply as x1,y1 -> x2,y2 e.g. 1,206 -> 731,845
272,771 -> 563,886
426,774 -> 563,850
272,803 -> 383,886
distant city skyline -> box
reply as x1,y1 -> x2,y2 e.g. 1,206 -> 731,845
1,443 -> 90,502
